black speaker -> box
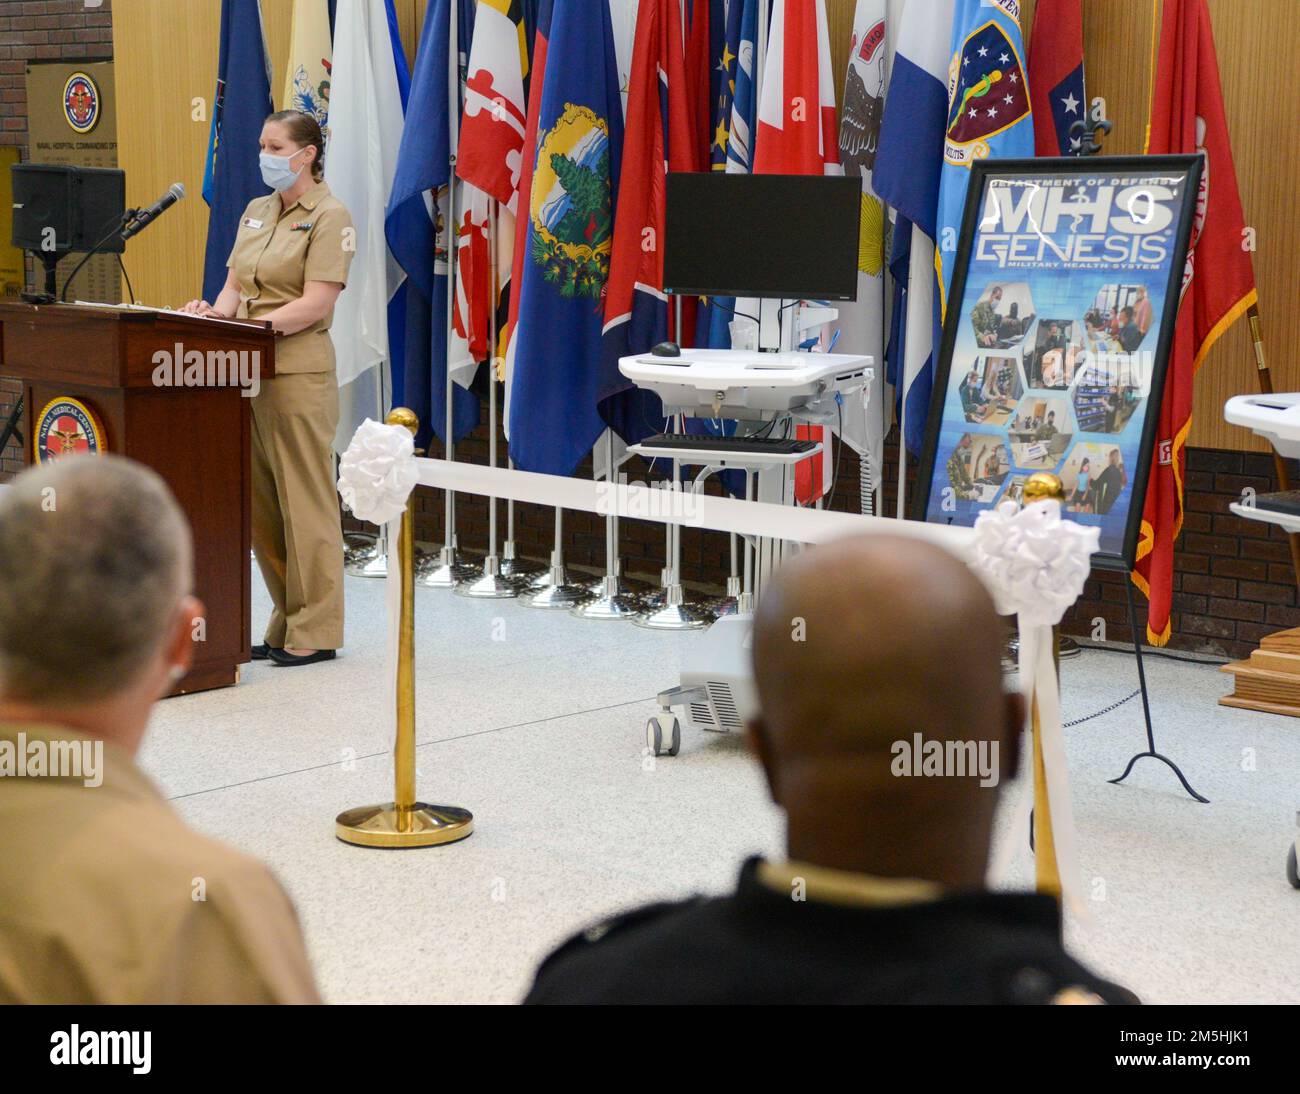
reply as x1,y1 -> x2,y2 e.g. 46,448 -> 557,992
11,163 -> 126,255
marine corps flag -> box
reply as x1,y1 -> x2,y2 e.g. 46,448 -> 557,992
1133,0 -> 1257,644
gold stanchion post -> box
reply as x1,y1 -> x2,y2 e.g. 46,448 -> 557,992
336,408 -> 474,849
1021,471 -> 1065,898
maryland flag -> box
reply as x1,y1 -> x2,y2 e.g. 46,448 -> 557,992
457,0 -> 531,372
1133,0 -> 1257,644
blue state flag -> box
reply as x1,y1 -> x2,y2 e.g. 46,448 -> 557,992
201,0 -> 272,302
935,0 -> 1034,315
385,0 -> 480,450
872,0 -> 953,456
508,0 -> 625,476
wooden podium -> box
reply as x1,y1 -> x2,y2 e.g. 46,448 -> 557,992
1220,629 -> 1300,717
0,301 -> 275,694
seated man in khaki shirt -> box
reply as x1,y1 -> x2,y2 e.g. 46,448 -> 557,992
0,455 -> 318,1003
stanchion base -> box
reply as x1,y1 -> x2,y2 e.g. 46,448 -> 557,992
572,591 -> 642,620
346,552 -> 389,579
416,554 -> 482,588
335,802 -> 475,848
633,602 -> 714,630
455,569 -> 520,599
498,555 -> 544,583
523,581 -> 593,609
1004,633 -> 1083,670
344,533 -> 379,572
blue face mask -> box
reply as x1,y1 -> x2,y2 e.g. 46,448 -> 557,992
259,147 -> 309,191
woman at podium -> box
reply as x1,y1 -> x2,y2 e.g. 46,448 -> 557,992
183,110 -> 353,668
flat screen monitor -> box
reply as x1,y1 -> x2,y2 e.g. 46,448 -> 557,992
664,173 -> 860,301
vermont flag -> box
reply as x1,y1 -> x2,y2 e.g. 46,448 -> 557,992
507,0 -> 625,476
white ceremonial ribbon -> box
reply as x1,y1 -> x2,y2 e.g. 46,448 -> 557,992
972,499 -> 1098,920
337,418 -> 419,526
338,419 -> 420,746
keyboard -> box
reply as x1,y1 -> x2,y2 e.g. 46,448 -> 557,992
1253,491 -> 1300,517
637,433 -> 819,455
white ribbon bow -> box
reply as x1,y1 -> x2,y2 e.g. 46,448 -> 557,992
336,418 -> 419,526
973,499 -> 1098,919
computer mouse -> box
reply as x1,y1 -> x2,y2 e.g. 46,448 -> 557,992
651,341 -> 681,357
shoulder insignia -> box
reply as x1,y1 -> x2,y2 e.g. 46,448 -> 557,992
1051,985 -> 1106,1005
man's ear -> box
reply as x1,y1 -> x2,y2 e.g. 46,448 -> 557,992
1002,690 -> 1025,783
746,718 -> 781,805
165,595 -> 204,685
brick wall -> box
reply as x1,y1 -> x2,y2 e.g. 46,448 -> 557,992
0,0 -> 114,476
381,408 -> 1297,661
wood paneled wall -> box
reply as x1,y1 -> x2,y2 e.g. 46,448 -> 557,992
111,0 -> 424,309
114,0 -> 1297,450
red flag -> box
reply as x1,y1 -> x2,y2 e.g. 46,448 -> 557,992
1133,0 -> 1257,644
603,0 -> 697,353
684,0 -> 714,173
753,0 -> 840,504
1028,0 -> 1086,157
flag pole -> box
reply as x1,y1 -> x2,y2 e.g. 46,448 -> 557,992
458,196 -> 517,598
1247,303 -> 1300,590
420,0 -> 479,588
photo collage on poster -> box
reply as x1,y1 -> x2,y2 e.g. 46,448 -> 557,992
921,165 -> 1191,559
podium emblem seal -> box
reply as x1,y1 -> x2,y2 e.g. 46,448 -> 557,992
63,72 -> 100,134
34,397 -> 106,464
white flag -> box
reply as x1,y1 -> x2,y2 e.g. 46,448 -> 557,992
833,0 -> 889,503
325,0 -> 406,449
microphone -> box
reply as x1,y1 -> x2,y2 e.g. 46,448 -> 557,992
122,182 -> 185,240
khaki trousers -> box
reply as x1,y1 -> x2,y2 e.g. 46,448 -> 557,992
250,370 -> 344,650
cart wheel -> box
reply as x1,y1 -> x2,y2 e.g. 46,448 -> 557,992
1288,844 -> 1299,890
645,713 -> 681,757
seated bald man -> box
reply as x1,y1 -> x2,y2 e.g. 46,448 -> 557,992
525,534 -> 1134,1004
0,456 -> 318,1003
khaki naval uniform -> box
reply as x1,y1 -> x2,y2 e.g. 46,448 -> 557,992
228,180 -> 354,651
0,722 -> 319,1003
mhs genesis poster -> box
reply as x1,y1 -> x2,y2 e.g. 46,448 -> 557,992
916,156 -> 1201,566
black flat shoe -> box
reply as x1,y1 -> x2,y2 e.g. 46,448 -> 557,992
268,648 -> 337,667
251,643 -> 283,660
